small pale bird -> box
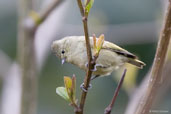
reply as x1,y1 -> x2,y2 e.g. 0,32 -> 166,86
51,36 -> 145,80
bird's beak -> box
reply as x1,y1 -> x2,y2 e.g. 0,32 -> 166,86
61,58 -> 66,65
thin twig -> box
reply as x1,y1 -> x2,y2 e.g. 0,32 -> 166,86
76,0 -> 84,16
70,102 -> 81,113
40,0 -> 63,23
104,69 -> 127,114
75,0 -> 96,114
135,2 -> 171,114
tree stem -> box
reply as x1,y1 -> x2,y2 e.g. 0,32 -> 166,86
75,0 -> 96,114
135,2 -> 171,114
17,0 -> 64,114
17,1 -> 37,114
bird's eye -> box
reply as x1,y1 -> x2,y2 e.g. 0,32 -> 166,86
61,50 -> 65,54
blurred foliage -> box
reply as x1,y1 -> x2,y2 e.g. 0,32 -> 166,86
65,0 -> 162,25
0,14 -> 17,59
123,43 -> 156,84
0,0 -> 167,114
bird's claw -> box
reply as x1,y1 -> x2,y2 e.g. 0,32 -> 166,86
91,65 -> 97,71
85,62 -> 103,72
85,62 -> 88,68
80,83 -> 92,92
91,64 -> 104,71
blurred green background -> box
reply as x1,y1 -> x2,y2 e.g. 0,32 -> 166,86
1,0 -> 170,114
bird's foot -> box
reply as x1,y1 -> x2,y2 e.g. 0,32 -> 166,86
85,62 -> 103,72
91,64 -> 104,71
85,62 -> 88,68
80,83 -> 92,92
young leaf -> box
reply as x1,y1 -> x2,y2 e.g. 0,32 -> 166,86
93,34 -> 105,56
64,76 -> 72,91
64,76 -> 77,103
56,87 -> 70,101
96,34 -> 104,52
93,34 -> 97,50
71,75 -> 76,101
85,0 -> 94,14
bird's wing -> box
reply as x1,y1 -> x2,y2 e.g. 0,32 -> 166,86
102,41 -> 137,59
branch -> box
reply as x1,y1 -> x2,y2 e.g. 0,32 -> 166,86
75,0 -> 96,114
104,69 -> 127,114
76,0 -> 84,17
17,0 -> 64,114
39,0 -> 63,23
125,62 -> 171,114
135,2 -> 171,114
18,1 -> 37,114
25,0 -> 64,34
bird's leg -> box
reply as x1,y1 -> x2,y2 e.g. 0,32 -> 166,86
91,75 -> 100,80
91,64 -> 105,71
80,83 -> 92,92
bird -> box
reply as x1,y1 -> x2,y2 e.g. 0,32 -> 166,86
51,36 -> 145,91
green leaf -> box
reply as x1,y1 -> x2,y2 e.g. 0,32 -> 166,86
56,87 -> 70,101
85,0 -> 94,14
96,34 -> 104,52
64,76 -> 72,90
93,34 -> 104,56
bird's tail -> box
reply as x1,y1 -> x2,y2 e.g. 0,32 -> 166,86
127,59 -> 146,69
